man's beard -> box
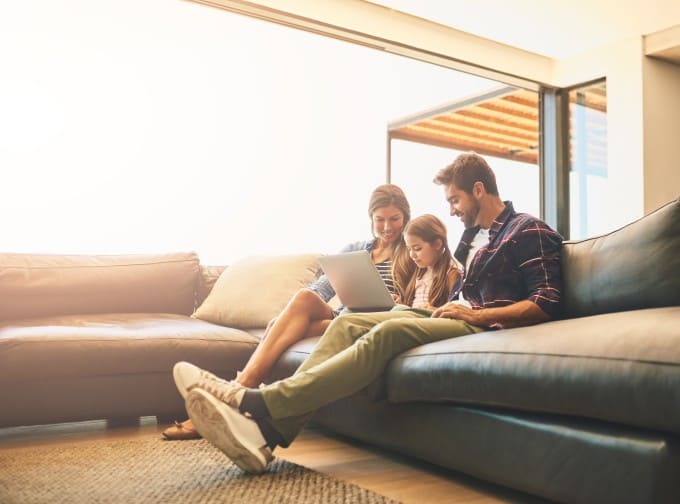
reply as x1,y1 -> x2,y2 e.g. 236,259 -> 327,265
463,201 -> 480,228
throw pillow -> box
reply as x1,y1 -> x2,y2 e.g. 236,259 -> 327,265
193,253 -> 321,328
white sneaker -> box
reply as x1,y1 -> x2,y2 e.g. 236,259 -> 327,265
186,388 -> 273,474
173,362 -> 243,408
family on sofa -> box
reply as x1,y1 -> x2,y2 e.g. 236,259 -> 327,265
170,152 -> 564,474
2,152 -> 678,503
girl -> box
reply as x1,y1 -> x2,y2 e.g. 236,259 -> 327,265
393,214 -> 461,310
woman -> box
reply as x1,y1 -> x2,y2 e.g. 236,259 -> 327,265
163,183 -> 411,440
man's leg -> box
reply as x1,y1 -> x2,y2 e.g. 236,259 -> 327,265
261,313 -> 482,445
183,310 -> 410,471
245,310 -> 420,431
292,310 -> 409,374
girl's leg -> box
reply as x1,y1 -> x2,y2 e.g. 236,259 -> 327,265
237,289 -> 334,388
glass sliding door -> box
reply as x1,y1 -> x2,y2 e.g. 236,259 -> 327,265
568,81 -> 608,239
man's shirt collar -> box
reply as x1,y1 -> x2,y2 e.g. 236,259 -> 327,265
488,201 -> 515,242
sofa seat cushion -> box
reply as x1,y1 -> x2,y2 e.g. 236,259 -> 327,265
268,336 -> 320,382
0,313 -> 261,427
0,313 -> 259,379
387,306 -> 680,435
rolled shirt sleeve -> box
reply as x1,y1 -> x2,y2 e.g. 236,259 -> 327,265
515,221 -> 563,319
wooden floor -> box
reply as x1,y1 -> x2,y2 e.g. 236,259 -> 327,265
0,417 -> 545,503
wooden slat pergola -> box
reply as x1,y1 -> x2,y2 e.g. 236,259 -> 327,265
387,83 -> 607,167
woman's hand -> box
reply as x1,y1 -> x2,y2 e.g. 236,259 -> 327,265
391,293 -> 402,303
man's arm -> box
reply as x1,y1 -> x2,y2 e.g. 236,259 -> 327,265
431,299 -> 550,329
434,218 -> 563,329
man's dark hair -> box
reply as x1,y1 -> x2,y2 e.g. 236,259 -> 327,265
433,152 -> 499,196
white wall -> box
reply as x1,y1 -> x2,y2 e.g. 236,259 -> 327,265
554,38 -> 644,229
0,0 -> 497,263
643,57 -> 680,212
554,38 -> 680,229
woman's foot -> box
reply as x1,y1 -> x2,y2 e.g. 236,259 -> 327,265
161,419 -> 202,440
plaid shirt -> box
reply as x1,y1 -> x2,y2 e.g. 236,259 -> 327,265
450,201 -> 563,324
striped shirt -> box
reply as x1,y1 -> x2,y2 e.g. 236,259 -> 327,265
374,258 -> 395,295
450,201 -> 563,325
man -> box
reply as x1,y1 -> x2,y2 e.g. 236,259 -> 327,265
173,152 -> 563,474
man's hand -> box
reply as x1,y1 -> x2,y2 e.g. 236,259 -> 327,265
432,300 -> 550,329
431,302 -> 480,325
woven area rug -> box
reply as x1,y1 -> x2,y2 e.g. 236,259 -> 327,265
0,436 -> 400,504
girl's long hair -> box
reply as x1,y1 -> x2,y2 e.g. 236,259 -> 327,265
368,184 -> 414,294
397,214 -> 455,308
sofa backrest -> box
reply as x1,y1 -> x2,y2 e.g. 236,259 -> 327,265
562,197 -> 680,319
0,252 -> 200,322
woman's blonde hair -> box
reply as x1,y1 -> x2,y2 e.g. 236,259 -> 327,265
397,214 -> 455,308
368,184 -> 413,295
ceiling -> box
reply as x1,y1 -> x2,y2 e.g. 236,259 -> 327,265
389,82 -> 607,165
369,0 -> 680,60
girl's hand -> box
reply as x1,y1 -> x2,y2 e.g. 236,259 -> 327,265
391,293 -> 402,303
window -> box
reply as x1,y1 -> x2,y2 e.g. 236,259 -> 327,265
568,81 -> 608,239
2,2 -> 532,262
388,87 -> 540,243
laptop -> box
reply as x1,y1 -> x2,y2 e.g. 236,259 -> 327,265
318,250 -> 396,312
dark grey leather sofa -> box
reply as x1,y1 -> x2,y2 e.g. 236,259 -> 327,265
270,197 -> 680,504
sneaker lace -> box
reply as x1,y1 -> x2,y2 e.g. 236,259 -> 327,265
192,370 -> 242,406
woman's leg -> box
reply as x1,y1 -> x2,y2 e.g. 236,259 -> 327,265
163,289 -> 332,439
237,289 -> 334,388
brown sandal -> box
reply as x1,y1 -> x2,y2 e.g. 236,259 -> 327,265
161,419 -> 202,441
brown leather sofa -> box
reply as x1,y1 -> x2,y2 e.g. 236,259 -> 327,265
0,252 -> 259,427
2,198 -> 679,504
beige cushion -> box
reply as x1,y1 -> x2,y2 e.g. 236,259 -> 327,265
193,254 -> 321,328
